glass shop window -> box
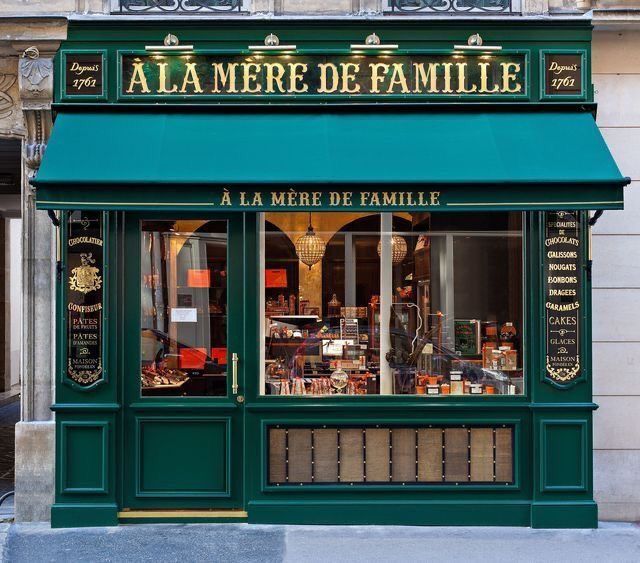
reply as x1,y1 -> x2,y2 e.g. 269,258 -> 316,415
260,212 -> 523,397
140,220 -> 227,396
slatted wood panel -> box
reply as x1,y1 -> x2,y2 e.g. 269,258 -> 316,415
444,428 -> 469,482
269,428 -> 287,484
495,428 -> 513,483
314,429 -> 339,483
339,429 -> 364,482
392,429 -> 416,483
268,426 -> 513,485
365,429 -> 390,482
287,429 -> 312,483
418,428 -> 443,482
470,428 -> 494,482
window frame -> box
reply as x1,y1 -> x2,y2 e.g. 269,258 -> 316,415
258,211 -> 529,401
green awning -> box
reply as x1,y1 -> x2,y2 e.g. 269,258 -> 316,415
34,110 -> 628,211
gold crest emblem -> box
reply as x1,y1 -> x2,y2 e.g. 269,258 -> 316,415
69,253 -> 102,294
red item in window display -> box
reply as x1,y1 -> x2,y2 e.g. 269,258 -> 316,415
265,268 -> 288,288
396,286 -> 413,300
210,348 -> 227,365
292,377 -> 306,395
179,347 -> 207,369
499,322 -> 517,345
187,269 -> 211,288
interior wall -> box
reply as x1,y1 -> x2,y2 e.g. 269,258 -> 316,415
266,212 -> 375,310
265,212 -> 413,311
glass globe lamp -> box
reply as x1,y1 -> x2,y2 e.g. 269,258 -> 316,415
295,213 -> 326,269
377,234 -> 408,265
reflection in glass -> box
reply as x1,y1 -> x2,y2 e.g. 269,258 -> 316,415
262,213 -> 381,396
261,212 -> 523,397
140,220 -> 227,396
390,212 -> 523,397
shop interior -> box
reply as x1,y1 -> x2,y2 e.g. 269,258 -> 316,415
261,211 -> 524,397
136,212 -> 524,398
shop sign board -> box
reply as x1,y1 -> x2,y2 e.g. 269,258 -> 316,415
65,212 -> 104,387
118,52 -> 527,99
63,52 -> 105,98
215,189 -> 444,209
541,51 -> 585,99
544,211 -> 582,384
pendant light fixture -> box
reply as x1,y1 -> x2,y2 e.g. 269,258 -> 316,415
295,213 -> 326,270
377,234 -> 408,265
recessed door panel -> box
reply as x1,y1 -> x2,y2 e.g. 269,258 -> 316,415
137,418 -> 229,496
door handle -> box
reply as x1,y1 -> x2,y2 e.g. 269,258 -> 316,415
231,352 -> 239,394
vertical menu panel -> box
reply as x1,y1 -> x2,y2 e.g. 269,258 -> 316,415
66,211 -> 105,387
544,211 -> 582,385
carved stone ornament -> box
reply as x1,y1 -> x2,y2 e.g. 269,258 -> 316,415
18,46 -> 54,177
0,74 -> 17,120
19,47 -> 53,101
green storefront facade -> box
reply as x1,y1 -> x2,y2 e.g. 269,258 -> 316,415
34,18 -> 628,529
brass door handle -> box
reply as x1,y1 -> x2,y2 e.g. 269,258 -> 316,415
231,352 -> 239,394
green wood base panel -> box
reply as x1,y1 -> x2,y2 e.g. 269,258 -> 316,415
530,502 -> 598,529
51,503 -> 119,528
248,501 -> 531,527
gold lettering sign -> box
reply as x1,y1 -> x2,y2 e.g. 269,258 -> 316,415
544,53 -> 583,96
121,53 -> 527,98
66,211 -> 105,387
544,211 -> 582,385
214,189 -> 442,210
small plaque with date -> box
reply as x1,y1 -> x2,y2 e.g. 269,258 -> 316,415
65,53 -> 104,97
544,53 -> 583,96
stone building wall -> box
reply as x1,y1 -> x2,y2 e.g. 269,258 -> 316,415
591,27 -> 640,522
0,15 -> 66,521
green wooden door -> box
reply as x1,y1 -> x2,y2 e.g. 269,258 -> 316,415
122,213 -> 245,510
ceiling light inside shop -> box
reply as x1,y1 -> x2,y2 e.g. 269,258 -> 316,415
377,235 -> 408,266
295,213 -> 326,270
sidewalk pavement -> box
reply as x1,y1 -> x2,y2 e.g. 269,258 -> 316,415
0,495 -> 13,523
1,522 -> 640,563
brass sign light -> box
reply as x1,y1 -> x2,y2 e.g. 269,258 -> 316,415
145,33 -> 193,53
351,33 -> 399,52
454,34 -> 502,52
249,33 -> 297,52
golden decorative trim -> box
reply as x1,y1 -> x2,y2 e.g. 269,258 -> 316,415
447,201 -> 623,207
39,200 -> 624,210
118,509 -> 248,519
38,201 -> 217,207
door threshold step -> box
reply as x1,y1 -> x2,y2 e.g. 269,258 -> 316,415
118,509 -> 248,519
